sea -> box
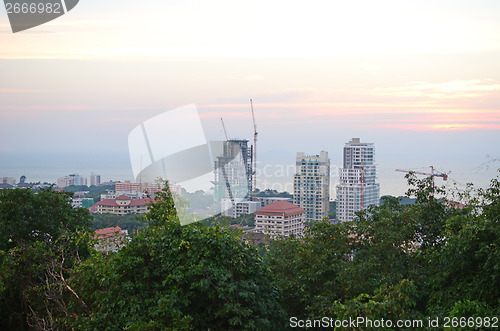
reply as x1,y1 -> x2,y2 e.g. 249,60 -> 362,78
1,152 -> 498,199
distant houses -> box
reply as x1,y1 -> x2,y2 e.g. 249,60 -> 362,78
94,226 -> 129,254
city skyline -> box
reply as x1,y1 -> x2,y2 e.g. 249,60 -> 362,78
1,1 -> 499,197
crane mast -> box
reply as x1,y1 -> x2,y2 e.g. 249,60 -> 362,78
250,99 -> 258,201
220,117 -> 229,141
219,117 -> 234,202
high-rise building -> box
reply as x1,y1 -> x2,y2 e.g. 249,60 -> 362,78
293,151 -> 330,222
213,139 -> 253,202
336,138 -> 380,222
57,174 -> 86,188
90,172 -> 101,186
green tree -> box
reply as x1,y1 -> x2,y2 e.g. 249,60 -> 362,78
0,188 -> 92,330
267,172 -> 500,323
426,176 -> 500,317
71,183 -> 285,330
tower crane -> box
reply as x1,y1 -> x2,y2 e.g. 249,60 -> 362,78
250,99 -> 258,201
395,166 -> 448,181
220,117 -> 229,141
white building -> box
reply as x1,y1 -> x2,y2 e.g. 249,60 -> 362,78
221,199 -> 261,218
293,151 -> 330,222
90,172 -> 101,186
336,138 -> 380,222
254,200 -> 306,238
57,174 -> 87,188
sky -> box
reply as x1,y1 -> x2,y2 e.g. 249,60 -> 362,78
1,0 -> 500,197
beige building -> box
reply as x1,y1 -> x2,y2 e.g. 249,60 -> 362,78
90,195 -> 153,215
254,200 -> 306,239
293,151 -> 330,222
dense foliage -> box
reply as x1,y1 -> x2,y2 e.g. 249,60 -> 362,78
267,174 -> 500,327
0,188 -> 92,330
1,174 -> 499,330
92,213 -> 145,234
71,186 -> 285,330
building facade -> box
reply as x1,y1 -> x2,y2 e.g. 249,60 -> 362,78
254,200 -> 306,238
293,151 -> 330,222
213,139 -> 253,202
336,138 -> 380,222
221,199 -> 261,218
57,174 -> 87,188
90,172 -> 101,186
90,195 -> 153,215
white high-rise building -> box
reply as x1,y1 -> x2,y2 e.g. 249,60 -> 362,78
336,138 -> 380,222
90,172 -> 101,186
293,151 -> 330,222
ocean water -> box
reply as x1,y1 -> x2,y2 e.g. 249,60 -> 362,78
1,152 -> 498,198
0,152 -> 134,184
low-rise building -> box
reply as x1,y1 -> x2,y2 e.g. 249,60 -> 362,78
254,200 -> 306,239
90,195 -> 153,215
94,226 -> 128,253
114,182 -> 181,197
72,195 -> 95,209
221,199 -> 262,218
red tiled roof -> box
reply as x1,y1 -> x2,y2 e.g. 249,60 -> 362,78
255,200 -> 305,217
115,195 -> 131,200
94,226 -> 125,238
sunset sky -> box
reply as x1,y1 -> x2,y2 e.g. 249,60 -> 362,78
1,0 -> 499,195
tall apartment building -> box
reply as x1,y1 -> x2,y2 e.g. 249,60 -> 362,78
336,138 -> 380,222
293,151 -> 330,222
90,172 -> 101,186
213,139 -> 253,202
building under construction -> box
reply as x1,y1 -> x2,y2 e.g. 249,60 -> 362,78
213,139 -> 254,203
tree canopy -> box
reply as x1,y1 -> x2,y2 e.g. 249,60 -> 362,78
1,173 -> 499,330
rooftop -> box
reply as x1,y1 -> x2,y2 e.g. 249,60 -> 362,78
255,200 -> 305,217
94,226 -> 126,239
